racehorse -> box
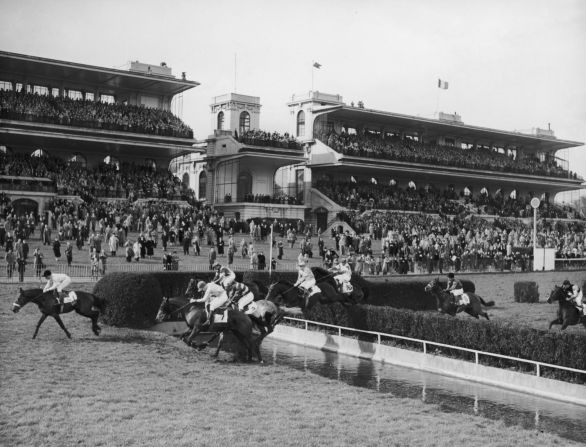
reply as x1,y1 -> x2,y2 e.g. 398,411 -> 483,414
155,296 -> 262,362
265,279 -> 328,311
424,278 -> 494,320
184,278 -> 284,346
312,267 -> 366,305
12,288 -> 106,338
547,285 -> 586,330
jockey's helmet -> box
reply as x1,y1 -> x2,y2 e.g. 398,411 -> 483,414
298,260 -> 306,267
43,270 -> 52,278
212,262 -> 221,270
447,272 -> 455,279
197,281 -> 207,291
341,257 -> 347,264
220,266 -> 230,274
562,279 -> 572,289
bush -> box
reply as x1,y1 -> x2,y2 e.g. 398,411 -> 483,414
301,303 -> 586,376
364,279 -> 475,310
93,272 -> 163,328
513,281 -> 539,303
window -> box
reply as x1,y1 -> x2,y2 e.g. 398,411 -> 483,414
100,94 -> 115,104
68,154 -> 87,167
237,171 -> 252,202
182,172 -> 190,188
15,83 -> 23,92
31,149 -> 48,158
0,81 -> 12,91
68,90 -> 83,100
85,92 -> 94,101
103,155 -> 120,170
239,111 -> 250,134
217,111 -> 225,130
215,159 -> 239,203
51,88 -> 60,97
297,110 -> 305,137
33,86 -> 49,96
198,171 -> 207,200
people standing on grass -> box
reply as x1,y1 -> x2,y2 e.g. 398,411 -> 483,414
133,239 -> 141,262
98,249 -> 107,276
208,244 -> 217,270
52,238 -> 61,262
33,247 -> 44,277
5,248 -> 15,279
65,242 -> 73,266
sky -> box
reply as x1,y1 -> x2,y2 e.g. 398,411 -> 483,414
1,0 -> 585,193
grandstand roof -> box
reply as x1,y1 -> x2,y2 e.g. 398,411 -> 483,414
315,105 -> 583,153
0,51 -> 199,97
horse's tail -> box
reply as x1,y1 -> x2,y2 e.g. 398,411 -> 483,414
478,295 -> 495,307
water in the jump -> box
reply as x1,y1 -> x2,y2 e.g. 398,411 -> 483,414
260,338 -> 586,443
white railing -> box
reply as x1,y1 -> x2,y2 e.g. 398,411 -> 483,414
283,317 -> 586,379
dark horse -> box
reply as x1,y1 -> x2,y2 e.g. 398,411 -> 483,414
547,286 -> 586,330
312,267 -> 367,305
12,288 -> 106,338
184,278 -> 284,346
155,295 -> 262,362
424,278 -> 494,320
265,279 -> 336,312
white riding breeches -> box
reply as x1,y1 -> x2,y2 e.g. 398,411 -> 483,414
209,292 -> 229,312
237,292 -> 255,311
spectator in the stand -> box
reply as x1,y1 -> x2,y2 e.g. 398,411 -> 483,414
65,242 -> 73,266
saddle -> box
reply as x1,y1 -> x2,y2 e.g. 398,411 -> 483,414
54,291 -> 78,312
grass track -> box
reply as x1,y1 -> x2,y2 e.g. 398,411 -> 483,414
1,284 -> 583,447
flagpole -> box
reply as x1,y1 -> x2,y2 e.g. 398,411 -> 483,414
311,61 -> 314,91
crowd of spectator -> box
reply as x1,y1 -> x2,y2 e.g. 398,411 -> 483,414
329,210 -> 585,274
0,90 -> 193,138
223,193 -> 301,205
320,131 -> 579,180
0,152 -> 190,202
315,179 -> 583,220
236,129 -> 301,149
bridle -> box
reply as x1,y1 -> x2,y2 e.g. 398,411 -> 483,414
13,290 -> 45,309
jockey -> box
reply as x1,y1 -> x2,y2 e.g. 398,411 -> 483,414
191,280 -> 230,326
226,280 -> 255,313
294,260 -> 318,296
217,266 -> 236,288
210,262 -> 222,282
562,279 -> 584,314
444,272 -> 467,306
330,257 -> 353,294
43,270 -> 72,301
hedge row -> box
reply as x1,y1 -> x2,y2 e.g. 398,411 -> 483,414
93,269 -> 476,327
303,302 -> 586,378
513,281 -> 539,303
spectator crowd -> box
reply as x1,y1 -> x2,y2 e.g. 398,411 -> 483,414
0,90 -> 193,138
320,130 -> 580,180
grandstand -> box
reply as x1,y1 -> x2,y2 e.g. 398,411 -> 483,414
0,50 -> 201,214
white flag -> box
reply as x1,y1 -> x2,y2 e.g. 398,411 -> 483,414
370,177 -> 377,185
350,176 -> 357,183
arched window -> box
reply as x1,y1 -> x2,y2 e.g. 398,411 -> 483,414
31,149 -> 48,158
198,171 -> 207,200
68,153 -> 87,167
103,155 -> 120,170
217,111 -> 225,130
182,172 -> 190,188
297,110 -> 305,137
239,111 -> 250,134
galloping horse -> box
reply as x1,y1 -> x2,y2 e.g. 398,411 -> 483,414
265,279 -> 330,311
312,267 -> 366,305
547,286 -> 586,330
424,278 -> 494,320
12,288 -> 106,338
155,296 -> 262,362
184,278 -> 284,346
